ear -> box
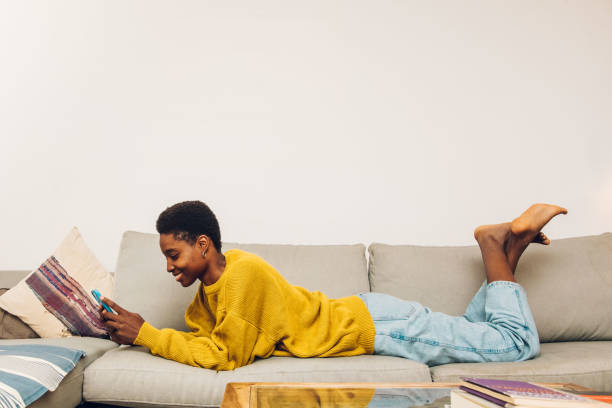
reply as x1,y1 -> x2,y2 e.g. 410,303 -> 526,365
196,235 -> 209,250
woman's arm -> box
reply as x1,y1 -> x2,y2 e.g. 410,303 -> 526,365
100,298 -> 274,370
134,313 -> 271,370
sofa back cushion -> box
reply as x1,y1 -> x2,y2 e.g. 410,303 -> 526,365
368,233 -> 612,343
115,231 -> 368,331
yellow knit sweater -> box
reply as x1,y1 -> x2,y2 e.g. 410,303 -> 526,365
134,249 -> 375,370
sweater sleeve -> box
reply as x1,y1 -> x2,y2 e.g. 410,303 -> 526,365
134,311 -> 273,371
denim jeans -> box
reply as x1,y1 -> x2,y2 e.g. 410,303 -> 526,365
358,281 -> 540,366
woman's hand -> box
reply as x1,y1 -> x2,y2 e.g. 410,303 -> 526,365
99,298 -> 145,345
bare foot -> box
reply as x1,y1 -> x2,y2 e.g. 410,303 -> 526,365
474,224 -> 549,251
506,204 -> 566,271
511,203 -> 568,242
473,205 -> 566,280
473,224 -> 551,278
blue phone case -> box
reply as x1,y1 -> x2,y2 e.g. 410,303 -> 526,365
91,289 -> 114,313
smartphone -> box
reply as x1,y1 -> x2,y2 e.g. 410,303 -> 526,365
91,289 -> 114,313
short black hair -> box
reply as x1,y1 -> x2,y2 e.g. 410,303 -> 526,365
156,201 -> 222,252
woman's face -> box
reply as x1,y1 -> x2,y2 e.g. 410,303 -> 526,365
159,233 -> 207,287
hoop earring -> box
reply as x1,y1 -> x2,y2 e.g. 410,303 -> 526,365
201,250 -> 207,259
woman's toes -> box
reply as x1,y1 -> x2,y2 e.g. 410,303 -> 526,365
533,232 -> 550,245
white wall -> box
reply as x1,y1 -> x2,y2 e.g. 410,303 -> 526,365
1,1 -> 611,271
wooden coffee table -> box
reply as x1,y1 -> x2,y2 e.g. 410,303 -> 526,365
221,382 -> 594,408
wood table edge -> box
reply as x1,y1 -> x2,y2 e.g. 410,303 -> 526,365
220,381 -> 592,408
221,382 -> 457,408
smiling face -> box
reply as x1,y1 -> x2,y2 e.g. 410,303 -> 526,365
159,233 -> 208,287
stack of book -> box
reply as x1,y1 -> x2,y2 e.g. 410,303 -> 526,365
451,378 -> 610,407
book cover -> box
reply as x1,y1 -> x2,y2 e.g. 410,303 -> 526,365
452,390 -> 504,408
459,386 -> 508,407
460,378 -> 601,407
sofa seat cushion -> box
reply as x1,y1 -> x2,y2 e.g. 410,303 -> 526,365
0,337 -> 118,408
430,341 -> 612,392
84,346 -> 431,408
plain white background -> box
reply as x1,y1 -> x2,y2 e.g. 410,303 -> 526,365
1,1 -> 611,271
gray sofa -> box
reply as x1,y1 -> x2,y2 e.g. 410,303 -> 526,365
1,231 -> 611,407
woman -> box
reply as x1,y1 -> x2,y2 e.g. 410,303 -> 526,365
100,201 -> 567,370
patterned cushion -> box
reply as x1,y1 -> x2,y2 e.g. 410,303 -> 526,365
0,344 -> 84,406
0,227 -> 114,338
26,256 -> 107,337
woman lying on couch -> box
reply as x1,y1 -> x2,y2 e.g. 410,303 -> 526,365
99,201 -> 567,370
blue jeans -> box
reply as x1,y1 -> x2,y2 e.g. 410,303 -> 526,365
358,281 -> 540,366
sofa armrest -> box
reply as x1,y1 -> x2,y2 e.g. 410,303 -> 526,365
0,271 -> 41,339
